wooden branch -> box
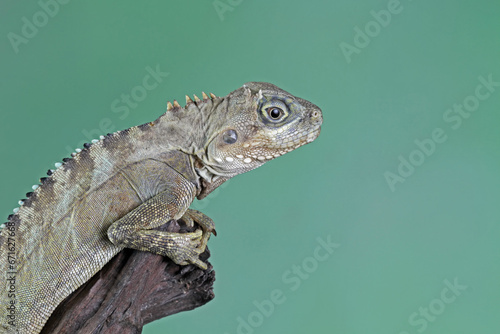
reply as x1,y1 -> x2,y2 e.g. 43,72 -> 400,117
41,220 -> 215,334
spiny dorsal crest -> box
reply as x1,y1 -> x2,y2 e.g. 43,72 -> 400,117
166,91 -> 219,112
0,131 -> 121,230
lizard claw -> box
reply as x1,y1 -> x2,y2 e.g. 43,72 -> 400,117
181,209 -> 216,252
164,229 -> 208,269
181,214 -> 195,228
182,209 -> 215,232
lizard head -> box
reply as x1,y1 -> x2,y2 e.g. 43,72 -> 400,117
199,82 -> 322,184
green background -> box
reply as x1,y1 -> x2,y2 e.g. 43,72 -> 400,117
1,0 -> 499,333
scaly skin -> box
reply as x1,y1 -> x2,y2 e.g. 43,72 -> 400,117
0,82 -> 322,333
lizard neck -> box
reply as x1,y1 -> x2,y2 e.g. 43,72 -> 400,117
150,94 -> 233,198
152,95 -> 227,155
192,156 -> 230,199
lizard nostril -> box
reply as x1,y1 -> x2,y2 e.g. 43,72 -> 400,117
311,110 -> 320,119
310,110 -> 322,125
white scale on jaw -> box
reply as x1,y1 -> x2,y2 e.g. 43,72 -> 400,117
212,129 -> 315,172
223,156 -> 253,163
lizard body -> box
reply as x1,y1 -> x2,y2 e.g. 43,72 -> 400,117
0,82 -> 322,333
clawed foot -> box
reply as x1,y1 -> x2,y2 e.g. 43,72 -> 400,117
160,229 -> 208,269
180,209 -> 216,254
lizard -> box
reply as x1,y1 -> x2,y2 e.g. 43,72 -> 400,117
0,81 -> 322,333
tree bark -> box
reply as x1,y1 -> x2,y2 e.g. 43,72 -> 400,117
41,220 -> 215,334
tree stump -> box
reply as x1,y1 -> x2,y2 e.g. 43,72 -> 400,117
41,220 -> 215,334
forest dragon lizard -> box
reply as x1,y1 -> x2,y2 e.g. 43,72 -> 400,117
0,82 -> 322,333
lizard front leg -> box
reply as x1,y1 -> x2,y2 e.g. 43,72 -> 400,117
107,172 -> 215,269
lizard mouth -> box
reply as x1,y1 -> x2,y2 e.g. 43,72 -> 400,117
291,124 -> 321,146
265,124 -> 321,158
306,125 -> 321,143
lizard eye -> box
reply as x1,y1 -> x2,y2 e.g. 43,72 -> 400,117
223,129 -> 238,144
259,98 -> 289,124
267,107 -> 284,120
